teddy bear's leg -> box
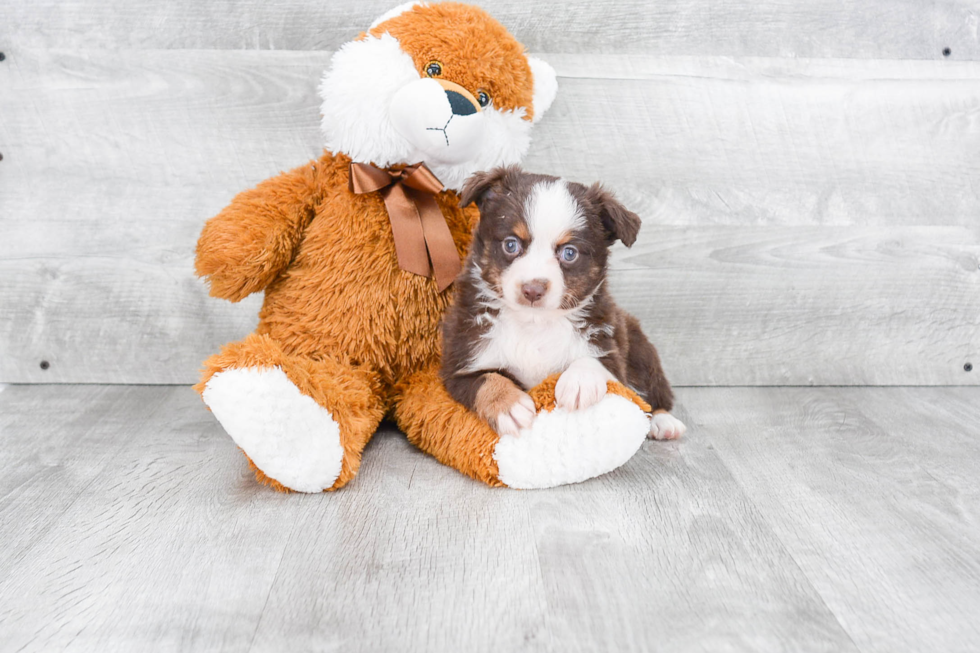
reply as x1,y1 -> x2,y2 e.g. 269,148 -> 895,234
394,365 -> 652,489
393,366 -> 507,487
195,333 -> 385,492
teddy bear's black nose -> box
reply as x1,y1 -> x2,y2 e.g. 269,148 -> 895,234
445,89 -> 478,116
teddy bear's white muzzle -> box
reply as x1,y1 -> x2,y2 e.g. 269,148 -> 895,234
389,78 -> 487,165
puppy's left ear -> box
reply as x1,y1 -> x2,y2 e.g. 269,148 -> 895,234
460,166 -> 518,208
587,183 -> 642,247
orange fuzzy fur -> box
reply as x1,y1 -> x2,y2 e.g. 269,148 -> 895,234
368,3 -> 536,121
528,374 -> 653,414
195,4 -> 647,491
196,151 -> 480,490
195,158 -> 653,493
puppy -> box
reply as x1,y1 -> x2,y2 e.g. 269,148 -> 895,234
441,166 -> 686,440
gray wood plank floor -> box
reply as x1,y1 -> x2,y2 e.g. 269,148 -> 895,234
2,385 -> 978,651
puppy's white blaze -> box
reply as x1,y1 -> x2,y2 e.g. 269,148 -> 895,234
525,180 -> 585,236
501,180 -> 583,309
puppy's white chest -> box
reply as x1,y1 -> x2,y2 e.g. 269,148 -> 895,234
466,311 -> 602,389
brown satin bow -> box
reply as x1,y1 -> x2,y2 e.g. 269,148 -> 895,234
349,162 -> 462,292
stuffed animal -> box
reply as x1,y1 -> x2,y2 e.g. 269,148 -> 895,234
195,1 -> 653,492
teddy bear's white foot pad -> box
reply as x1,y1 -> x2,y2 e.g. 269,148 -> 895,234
203,367 -> 344,493
493,394 -> 649,489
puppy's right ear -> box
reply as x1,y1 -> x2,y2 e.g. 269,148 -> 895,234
460,166 -> 518,208
585,182 -> 642,248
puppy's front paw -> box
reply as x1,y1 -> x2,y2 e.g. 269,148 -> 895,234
556,359 -> 613,411
494,392 -> 536,437
649,411 -> 686,440
475,373 -> 537,437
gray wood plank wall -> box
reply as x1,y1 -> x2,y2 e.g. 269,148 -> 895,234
2,0 -> 977,59
1,3 -> 978,385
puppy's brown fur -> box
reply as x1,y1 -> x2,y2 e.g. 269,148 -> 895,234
441,166 -> 675,428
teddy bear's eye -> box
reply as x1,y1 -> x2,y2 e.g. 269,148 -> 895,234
477,90 -> 491,107
425,61 -> 443,77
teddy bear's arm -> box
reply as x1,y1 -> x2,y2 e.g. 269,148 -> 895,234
195,162 -> 320,302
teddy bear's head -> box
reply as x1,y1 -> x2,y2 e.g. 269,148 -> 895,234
319,1 -> 558,191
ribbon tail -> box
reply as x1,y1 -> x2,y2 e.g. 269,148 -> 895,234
412,190 -> 463,292
381,185 -> 432,278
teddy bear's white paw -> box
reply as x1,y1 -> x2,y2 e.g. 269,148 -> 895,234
649,412 -> 686,440
493,394 -> 649,489
203,367 -> 344,493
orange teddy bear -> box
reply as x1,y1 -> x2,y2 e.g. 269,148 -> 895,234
195,2 -> 653,492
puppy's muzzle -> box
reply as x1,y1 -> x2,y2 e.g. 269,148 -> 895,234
521,279 -> 550,304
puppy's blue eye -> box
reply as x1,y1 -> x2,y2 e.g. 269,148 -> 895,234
502,237 -> 522,256
560,245 -> 579,263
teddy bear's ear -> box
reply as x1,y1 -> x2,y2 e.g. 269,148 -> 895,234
585,183 -> 642,248
460,166 -> 516,208
527,56 -> 558,123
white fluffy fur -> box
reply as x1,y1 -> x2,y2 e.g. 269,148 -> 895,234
319,35 -> 420,171
389,78 -> 486,165
319,32 -> 537,191
203,367 -> 345,493
466,305 -> 604,389
527,56 -> 558,123
493,394 -> 649,489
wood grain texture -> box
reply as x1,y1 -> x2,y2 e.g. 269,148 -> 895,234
685,386 -> 980,653
535,56 -> 980,228
1,0 -> 977,59
610,226 -> 980,386
0,384 -> 863,652
0,385 -> 300,651
2,49 -> 979,385
4,51 -> 979,233
2,225 -> 976,386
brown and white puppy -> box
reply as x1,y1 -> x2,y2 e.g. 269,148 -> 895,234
441,166 -> 687,440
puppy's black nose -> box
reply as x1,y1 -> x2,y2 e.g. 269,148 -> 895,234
521,279 -> 550,304
446,89 -> 478,116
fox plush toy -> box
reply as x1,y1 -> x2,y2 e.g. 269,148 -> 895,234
195,1 -> 655,492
